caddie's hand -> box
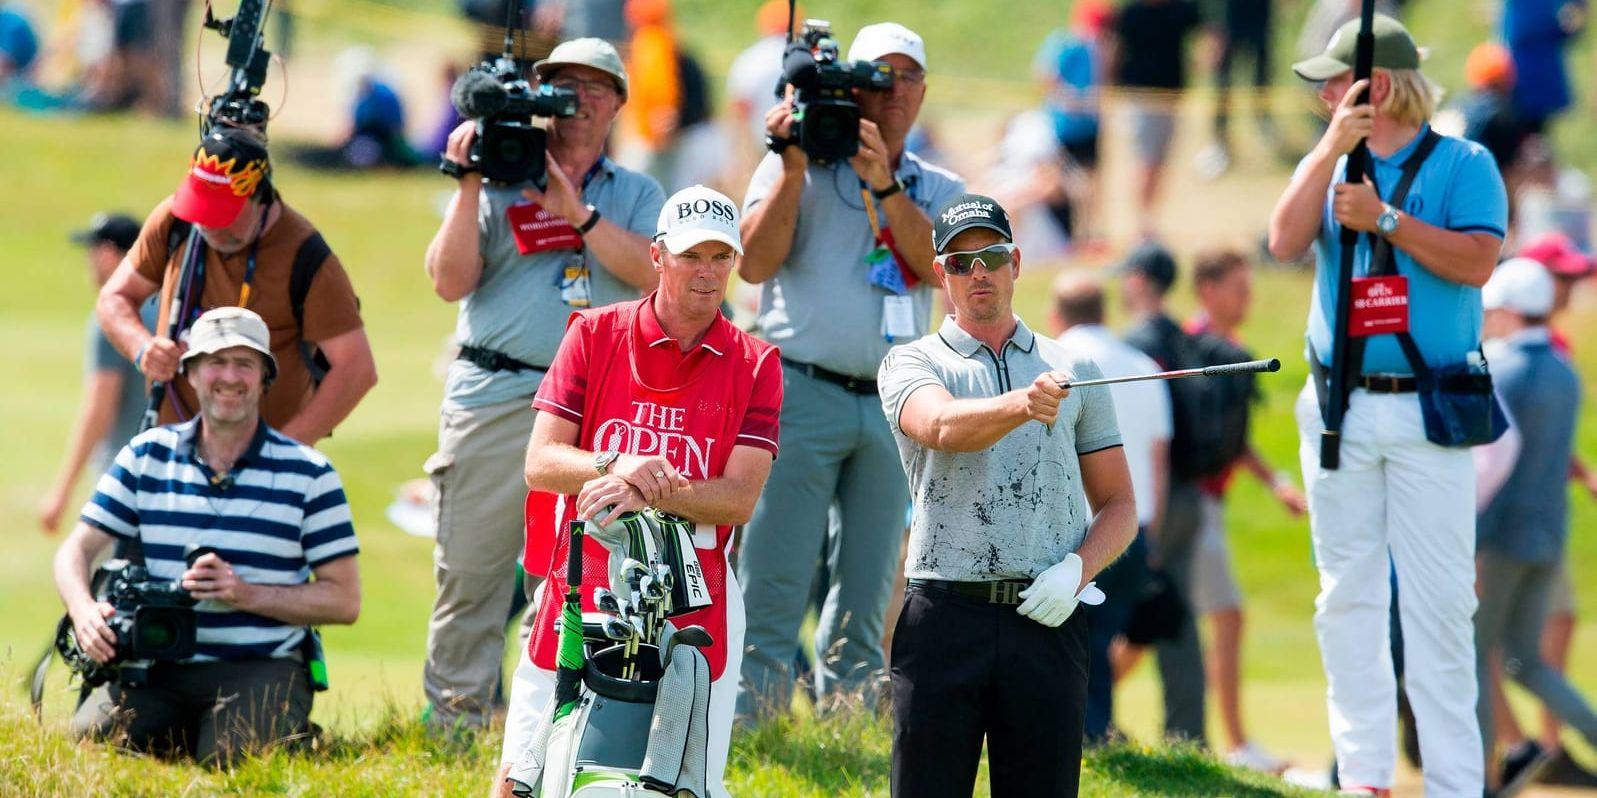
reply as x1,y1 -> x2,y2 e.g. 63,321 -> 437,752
1023,371 -> 1070,426
1016,553 -> 1105,627
521,152 -> 587,225
182,552 -> 254,608
1320,79 -> 1375,157
1333,177 -> 1383,232
611,454 -> 690,503
849,118 -> 893,192
577,475 -> 648,526
444,120 -> 481,185
139,336 -> 183,382
69,600 -> 119,664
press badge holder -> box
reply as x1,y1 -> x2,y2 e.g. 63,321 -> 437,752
557,251 -> 592,308
1348,275 -> 1410,338
861,186 -> 919,341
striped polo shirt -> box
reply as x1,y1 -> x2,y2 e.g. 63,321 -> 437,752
80,419 -> 359,663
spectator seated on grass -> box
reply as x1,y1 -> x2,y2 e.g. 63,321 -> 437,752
52,307 -> 361,768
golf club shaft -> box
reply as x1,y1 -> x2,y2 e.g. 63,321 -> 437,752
1058,358 -> 1281,390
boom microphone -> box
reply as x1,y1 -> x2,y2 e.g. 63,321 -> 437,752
451,68 -> 508,118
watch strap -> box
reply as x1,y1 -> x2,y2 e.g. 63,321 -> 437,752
577,206 -> 602,235
871,176 -> 904,201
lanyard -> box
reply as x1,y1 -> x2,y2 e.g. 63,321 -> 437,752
236,196 -> 273,307
858,176 -> 920,290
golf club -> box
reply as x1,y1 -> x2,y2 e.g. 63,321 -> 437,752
600,616 -> 634,643
1057,358 -> 1280,390
662,625 -> 713,666
594,587 -> 623,617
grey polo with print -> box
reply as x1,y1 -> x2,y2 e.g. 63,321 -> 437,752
879,316 -> 1123,582
743,151 -> 965,379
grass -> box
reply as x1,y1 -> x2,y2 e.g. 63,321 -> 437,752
3,0 -> 1597,793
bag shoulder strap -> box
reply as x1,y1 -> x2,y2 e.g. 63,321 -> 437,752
289,232 -> 332,333
1367,129 -> 1444,377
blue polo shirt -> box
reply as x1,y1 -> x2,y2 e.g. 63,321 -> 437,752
1303,127 -> 1508,375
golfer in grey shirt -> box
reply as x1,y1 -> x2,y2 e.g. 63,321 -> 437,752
878,194 -> 1137,798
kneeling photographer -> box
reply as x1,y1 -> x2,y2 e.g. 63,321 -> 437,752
735,21 -> 967,715
53,308 -> 361,767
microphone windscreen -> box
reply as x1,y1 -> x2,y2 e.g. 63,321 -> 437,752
451,68 -> 507,118
781,41 -> 817,88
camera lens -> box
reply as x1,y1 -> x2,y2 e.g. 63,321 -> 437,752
138,619 -> 176,650
498,139 -> 525,162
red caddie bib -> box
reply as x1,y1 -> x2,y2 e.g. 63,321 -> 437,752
525,297 -> 778,679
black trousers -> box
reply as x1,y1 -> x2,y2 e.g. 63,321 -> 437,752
890,581 -> 1090,798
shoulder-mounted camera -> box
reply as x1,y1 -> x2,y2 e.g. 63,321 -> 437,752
779,19 -> 894,163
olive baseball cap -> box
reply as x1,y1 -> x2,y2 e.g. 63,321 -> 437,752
534,37 -> 629,100
1292,14 -> 1422,82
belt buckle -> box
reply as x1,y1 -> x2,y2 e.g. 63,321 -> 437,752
1377,375 -> 1401,392
845,377 -> 863,393
988,581 -> 1023,605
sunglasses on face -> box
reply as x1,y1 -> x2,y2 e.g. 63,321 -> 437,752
934,243 -> 1017,275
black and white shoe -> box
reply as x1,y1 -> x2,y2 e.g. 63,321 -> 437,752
1497,741 -> 1552,797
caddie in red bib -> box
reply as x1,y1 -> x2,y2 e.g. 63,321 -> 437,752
511,185 -> 781,798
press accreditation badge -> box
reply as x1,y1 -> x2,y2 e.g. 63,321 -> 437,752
881,294 -> 916,341
1348,275 -> 1410,337
506,201 -> 583,255
558,252 -> 592,308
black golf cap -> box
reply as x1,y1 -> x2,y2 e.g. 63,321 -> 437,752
71,212 -> 142,251
932,193 -> 1013,252
1116,242 -> 1178,292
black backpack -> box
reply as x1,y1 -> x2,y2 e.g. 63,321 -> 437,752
167,219 -> 336,385
1128,316 -> 1256,480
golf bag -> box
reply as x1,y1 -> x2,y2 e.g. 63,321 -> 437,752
508,511 -> 715,798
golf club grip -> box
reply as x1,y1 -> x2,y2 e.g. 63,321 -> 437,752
567,520 -> 584,587
1201,358 -> 1281,377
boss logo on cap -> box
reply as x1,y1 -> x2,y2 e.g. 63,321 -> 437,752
676,198 -> 736,223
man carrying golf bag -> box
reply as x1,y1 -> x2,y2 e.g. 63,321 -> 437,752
498,185 -> 782,798
1268,11 -> 1508,796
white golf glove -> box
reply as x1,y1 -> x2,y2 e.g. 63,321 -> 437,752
1016,553 -> 1107,628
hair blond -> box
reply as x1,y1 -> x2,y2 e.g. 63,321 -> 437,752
1379,68 -> 1442,127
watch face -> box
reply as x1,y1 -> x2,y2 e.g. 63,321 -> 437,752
1378,211 -> 1398,234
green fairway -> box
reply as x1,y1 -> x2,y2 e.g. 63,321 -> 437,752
3,0 -> 1596,792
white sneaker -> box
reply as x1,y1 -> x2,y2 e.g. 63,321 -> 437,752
1281,766 -> 1333,789
1195,143 -> 1231,181
1225,741 -> 1288,774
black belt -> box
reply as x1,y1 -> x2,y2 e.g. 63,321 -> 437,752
908,578 -> 1032,606
458,345 -> 546,374
1356,374 -> 1417,393
780,356 -> 878,395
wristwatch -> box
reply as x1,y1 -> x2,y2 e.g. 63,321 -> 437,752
1376,203 -> 1401,237
871,176 -> 905,201
577,205 -> 602,235
437,156 -> 478,180
765,133 -> 795,154
594,450 -> 620,476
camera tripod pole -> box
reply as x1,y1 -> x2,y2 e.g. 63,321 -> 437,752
1320,0 -> 1377,471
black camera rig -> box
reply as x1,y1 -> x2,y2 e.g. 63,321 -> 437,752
780,19 -> 893,163
199,0 -> 274,132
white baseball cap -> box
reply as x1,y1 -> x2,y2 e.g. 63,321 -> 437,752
179,306 -> 278,379
1482,257 -> 1555,317
656,185 -> 743,255
848,22 -> 927,70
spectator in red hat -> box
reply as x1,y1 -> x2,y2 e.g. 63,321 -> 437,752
96,126 -> 377,445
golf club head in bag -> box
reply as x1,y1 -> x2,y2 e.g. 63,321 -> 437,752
651,511 -> 713,616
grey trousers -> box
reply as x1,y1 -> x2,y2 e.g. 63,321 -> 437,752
1154,479 -> 1209,744
736,365 -> 910,716
423,398 -> 542,729
1476,550 -> 1597,758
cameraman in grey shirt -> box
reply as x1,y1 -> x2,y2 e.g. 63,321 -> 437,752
422,38 -> 664,736
879,194 -> 1136,798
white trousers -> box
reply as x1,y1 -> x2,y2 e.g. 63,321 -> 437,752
1295,383 -> 1482,795
501,567 -> 745,798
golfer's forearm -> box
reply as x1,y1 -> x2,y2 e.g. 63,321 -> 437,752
526,442 -> 600,494
1075,496 -> 1137,582
908,391 -> 1030,453
1268,149 -> 1337,262
1387,222 -> 1500,287
653,476 -> 765,526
